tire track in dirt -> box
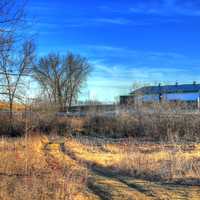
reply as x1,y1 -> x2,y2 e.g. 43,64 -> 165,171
43,140 -> 102,200
61,141 -> 200,200
60,142 -> 155,200
45,139 -> 200,200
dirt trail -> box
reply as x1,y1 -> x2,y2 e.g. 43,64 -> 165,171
45,139 -> 200,200
43,141 -> 101,200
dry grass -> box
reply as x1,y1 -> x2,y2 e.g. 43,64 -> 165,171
0,135 -> 89,200
116,142 -> 200,182
0,101 -> 25,111
0,135 -> 200,199
63,137 -> 200,199
65,137 -> 200,183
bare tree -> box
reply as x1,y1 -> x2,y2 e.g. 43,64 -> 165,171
0,0 -> 26,53
0,0 -> 35,122
33,53 -> 91,112
0,40 -> 35,120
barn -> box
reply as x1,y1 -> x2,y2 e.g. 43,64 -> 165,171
120,82 -> 200,109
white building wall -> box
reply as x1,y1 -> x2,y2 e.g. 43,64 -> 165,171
163,93 -> 199,101
143,94 -> 159,102
135,92 -> 200,102
135,94 -> 159,102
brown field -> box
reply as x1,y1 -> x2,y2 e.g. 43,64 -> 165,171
0,102 -> 25,111
0,134 -> 200,200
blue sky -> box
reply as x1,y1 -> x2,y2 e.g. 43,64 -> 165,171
27,0 -> 200,102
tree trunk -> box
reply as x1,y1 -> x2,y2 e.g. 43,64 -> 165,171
9,98 -> 13,123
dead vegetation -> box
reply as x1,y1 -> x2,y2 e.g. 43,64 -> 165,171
64,137 -> 200,199
0,135 -> 89,200
65,137 -> 200,184
0,133 -> 200,199
76,102 -> 200,142
0,102 -> 200,199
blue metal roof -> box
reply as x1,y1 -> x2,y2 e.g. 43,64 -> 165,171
131,84 -> 200,95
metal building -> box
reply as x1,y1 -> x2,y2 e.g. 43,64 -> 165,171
120,82 -> 200,109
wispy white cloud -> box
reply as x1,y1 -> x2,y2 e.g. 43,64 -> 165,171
93,18 -> 132,25
78,44 -> 200,85
83,59 -> 200,102
99,0 -> 200,16
30,2 -> 183,31
81,44 -> 190,65
35,17 -> 144,31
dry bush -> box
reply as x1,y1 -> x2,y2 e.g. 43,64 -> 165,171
82,114 -> 138,138
0,114 -> 25,137
81,102 -> 200,142
1,100 -> 200,141
49,117 -> 87,136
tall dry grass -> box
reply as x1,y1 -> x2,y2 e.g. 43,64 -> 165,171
66,136 -> 200,184
80,102 -> 200,142
1,100 -> 200,142
0,135 -> 88,200
114,140 -> 200,183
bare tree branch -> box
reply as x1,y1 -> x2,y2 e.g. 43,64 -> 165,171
33,53 -> 91,112
0,40 -> 35,120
